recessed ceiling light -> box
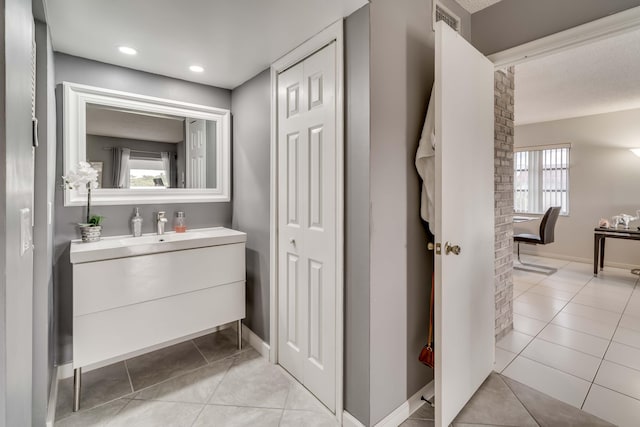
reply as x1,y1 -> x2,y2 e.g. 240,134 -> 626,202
118,46 -> 137,55
189,65 -> 204,73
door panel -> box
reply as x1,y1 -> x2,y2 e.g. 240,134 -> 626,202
434,22 -> 495,427
186,119 -> 206,188
277,42 -> 336,412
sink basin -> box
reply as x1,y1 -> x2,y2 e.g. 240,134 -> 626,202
70,227 -> 246,263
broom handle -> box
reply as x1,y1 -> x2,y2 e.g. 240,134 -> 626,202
427,272 -> 434,346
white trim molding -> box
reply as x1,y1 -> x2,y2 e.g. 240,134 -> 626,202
489,5 -> 640,68
63,82 -> 231,206
240,323 -> 270,359
45,366 -> 59,427
269,18 -> 345,424
373,380 -> 435,427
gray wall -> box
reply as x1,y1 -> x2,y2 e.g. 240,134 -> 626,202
344,6 -> 371,425
0,0 -> 35,424
230,69 -> 271,342
368,0 -> 469,424
54,53 -> 232,363
515,108 -> 640,267
472,0 -> 640,55
33,19 -> 57,427
86,135 -> 178,188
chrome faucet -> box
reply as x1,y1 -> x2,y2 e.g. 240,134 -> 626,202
157,211 -> 168,235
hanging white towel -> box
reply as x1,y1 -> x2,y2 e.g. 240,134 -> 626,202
415,88 -> 436,234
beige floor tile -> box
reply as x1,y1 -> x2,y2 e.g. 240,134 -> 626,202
503,356 -> 591,408
107,400 -> 203,427
613,327 -> 640,349
496,330 -> 534,354
595,361 -> 640,401
494,347 -> 517,373
583,384 -> 640,427
513,314 -> 547,336
192,405 -> 282,427
538,323 -> 610,358
551,312 -> 617,339
605,341 -> 640,371
521,338 -> 601,381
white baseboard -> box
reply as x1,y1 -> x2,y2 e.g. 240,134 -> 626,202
46,365 -> 59,427
373,380 -> 435,427
59,362 -> 73,381
343,411 -> 366,427
518,248 -> 639,270
240,323 -> 270,358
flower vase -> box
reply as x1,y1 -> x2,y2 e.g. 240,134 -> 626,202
79,224 -> 102,242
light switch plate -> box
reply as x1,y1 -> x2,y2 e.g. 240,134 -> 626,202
20,208 -> 32,256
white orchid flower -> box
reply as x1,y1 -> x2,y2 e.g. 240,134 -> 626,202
63,162 -> 99,189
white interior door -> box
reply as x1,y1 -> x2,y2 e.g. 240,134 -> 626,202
186,118 -> 206,188
277,42 -> 337,412
434,22 -> 495,427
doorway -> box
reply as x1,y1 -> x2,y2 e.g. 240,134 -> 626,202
269,20 -> 345,421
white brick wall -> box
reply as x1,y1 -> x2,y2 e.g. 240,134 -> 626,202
494,67 -> 515,340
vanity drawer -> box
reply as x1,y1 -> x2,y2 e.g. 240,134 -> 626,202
73,280 -> 245,368
74,243 -> 245,316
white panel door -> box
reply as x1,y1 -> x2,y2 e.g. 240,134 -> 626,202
186,118 -> 206,188
277,42 -> 336,412
434,22 -> 495,427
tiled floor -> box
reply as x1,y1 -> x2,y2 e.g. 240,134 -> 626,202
496,255 -> 640,427
56,319 -> 617,426
54,328 -> 338,427
400,372 -> 612,427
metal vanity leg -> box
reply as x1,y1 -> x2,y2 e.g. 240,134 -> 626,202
73,367 -> 82,412
237,319 -> 242,350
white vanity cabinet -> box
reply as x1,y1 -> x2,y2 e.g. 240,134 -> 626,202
69,227 -> 246,411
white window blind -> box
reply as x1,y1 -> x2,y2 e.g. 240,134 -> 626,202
514,144 -> 570,215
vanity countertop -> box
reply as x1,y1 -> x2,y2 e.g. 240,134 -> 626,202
70,227 -> 247,264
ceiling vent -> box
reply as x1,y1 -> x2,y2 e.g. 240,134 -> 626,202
434,3 -> 460,33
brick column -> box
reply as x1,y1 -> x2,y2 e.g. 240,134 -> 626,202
494,67 -> 515,340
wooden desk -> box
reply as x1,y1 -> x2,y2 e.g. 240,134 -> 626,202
593,227 -> 640,275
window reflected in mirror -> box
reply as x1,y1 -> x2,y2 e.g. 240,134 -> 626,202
85,103 -> 218,190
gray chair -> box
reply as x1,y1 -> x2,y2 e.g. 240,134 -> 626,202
514,206 -> 561,275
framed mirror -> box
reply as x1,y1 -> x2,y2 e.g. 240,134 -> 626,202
63,82 -> 231,206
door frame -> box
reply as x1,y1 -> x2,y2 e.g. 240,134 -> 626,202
269,19 -> 345,422
489,5 -> 640,68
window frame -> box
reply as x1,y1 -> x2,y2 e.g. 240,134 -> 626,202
514,143 -> 570,216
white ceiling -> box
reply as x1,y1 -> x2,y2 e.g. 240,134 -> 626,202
45,0 -> 367,89
515,28 -> 640,125
86,105 -> 184,143
454,0 -> 503,14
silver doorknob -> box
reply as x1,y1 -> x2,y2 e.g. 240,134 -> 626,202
445,242 -> 461,255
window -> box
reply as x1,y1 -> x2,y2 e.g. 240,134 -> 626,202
514,145 -> 570,215
129,158 -> 167,189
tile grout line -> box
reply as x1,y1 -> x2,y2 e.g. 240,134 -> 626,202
104,398 -> 135,426
123,359 -> 135,394
579,276 -> 638,410
203,351 -> 236,406
277,384 -> 293,427
503,263 -> 594,374
497,374 -> 542,427
188,404 -> 208,427
191,339 -> 211,364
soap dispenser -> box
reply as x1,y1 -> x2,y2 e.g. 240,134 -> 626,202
132,208 -> 143,237
174,211 -> 187,233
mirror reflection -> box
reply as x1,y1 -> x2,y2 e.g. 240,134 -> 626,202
85,103 -> 217,190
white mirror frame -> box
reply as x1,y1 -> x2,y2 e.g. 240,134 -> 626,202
63,82 -> 231,206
